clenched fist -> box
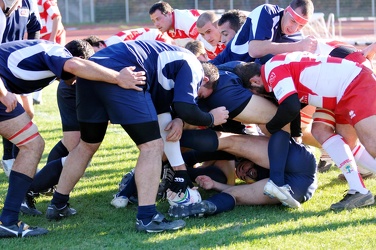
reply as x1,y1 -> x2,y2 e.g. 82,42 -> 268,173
210,106 -> 229,126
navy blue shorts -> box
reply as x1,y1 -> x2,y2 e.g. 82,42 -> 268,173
0,101 -> 25,122
57,80 -> 79,131
76,78 -> 158,125
285,142 -> 317,203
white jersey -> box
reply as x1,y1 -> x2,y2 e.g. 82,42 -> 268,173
37,0 -> 64,37
262,52 -> 362,110
314,40 -> 358,55
105,28 -> 174,46
166,9 -> 200,47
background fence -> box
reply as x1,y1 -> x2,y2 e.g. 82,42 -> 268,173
58,0 -> 376,25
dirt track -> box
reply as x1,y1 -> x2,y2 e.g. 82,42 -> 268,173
65,21 -> 376,43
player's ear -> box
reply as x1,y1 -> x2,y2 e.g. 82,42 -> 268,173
203,75 -> 210,84
249,76 -> 260,86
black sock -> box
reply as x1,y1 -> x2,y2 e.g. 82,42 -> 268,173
0,171 -> 33,225
2,137 -> 14,160
30,159 -> 63,193
137,204 -> 157,225
51,191 -> 70,209
206,192 -> 236,215
47,140 -> 69,163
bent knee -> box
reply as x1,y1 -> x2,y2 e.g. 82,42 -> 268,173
138,138 -> 164,152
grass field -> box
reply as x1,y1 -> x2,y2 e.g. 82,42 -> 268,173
1,83 -> 376,249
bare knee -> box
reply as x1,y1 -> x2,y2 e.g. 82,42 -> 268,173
311,123 -> 334,144
138,138 -> 164,154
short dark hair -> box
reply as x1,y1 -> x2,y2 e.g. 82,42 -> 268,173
233,62 -> 261,89
289,0 -> 314,16
218,9 -> 247,33
65,39 -> 94,59
84,35 -> 105,48
149,1 -> 173,15
201,62 -> 219,90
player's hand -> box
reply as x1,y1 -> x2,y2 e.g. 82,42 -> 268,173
117,66 -> 146,91
167,170 -> 194,199
298,36 -> 317,53
165,118 -> 184,142
209,106 -> 229,126
195,175 -> 215,190
0,91 -> 18,113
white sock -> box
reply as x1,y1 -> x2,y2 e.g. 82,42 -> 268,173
158,113 -> 184,167
352,144 -> 376,174
322,135 -> 368,194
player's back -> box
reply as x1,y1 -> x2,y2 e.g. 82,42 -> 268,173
0,40 -> 72,94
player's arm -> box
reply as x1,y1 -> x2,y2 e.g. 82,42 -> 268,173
48,15 -> 60,42
196,175 -> 232,192
63,57 -> 146,91
266,93 -> 301,134
248,36 -> 318,58
173,102 -> 228,127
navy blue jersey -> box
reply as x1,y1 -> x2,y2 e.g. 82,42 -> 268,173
210,4 -> 302,65
0,40 -> 73,94
89,40 -> 204,114
2,0 -> 41,43
198,70 -> 251,119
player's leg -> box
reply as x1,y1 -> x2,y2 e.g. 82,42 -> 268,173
312,111 -> 373,210
168,179 -> 276,219
233,94 -> 277,125
0,111 -> 48,238
217,132 -> 270,168
227,179 -> 278,205
46,122 -> 106,221
123,121 -> 186,232
336,123 -> 375,177
354,115 -> 376,160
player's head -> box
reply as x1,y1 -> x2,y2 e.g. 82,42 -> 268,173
234,62 -> 267,96
65,39 -> 95,59
196,11 -> 221,47
281,0 -> 314,35
84,35 -> 106,52
198,62 -> 219,99
185,40 -> 208,62
63,39 -> 95,85
217,9 -> 247,45
235,159 -> 270,184
149,1 -> 174,33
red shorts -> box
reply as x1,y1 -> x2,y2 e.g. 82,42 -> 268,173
335,66 -> 376,125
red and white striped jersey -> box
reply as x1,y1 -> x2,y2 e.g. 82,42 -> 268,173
261,52 -> 362,110
105,28 -> 174,46
166,9 -> 200,47
37,0 -> 62,37
204,41 -> 226,60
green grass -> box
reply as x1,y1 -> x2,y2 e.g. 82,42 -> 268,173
1,83 -> 376,249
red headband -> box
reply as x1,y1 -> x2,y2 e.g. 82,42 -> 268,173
285,6 -> 309,25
